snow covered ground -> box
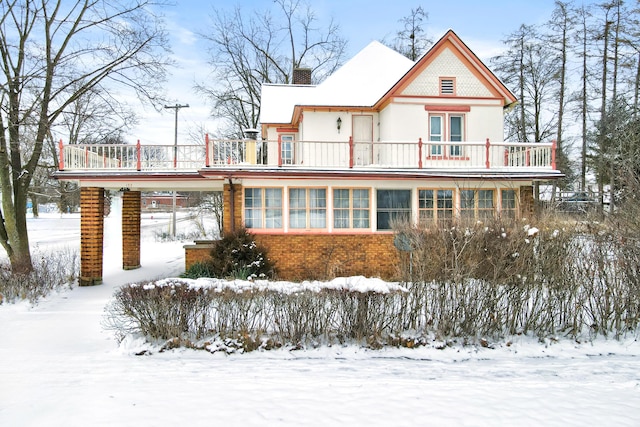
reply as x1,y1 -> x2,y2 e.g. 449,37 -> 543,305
1,202 -> 640,426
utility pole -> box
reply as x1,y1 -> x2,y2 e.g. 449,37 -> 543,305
164,103 -> 189,237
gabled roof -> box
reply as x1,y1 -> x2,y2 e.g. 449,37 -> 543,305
260,30 -> 516,125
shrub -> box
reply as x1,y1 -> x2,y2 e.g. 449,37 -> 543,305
0,248 -> 78,304
202,228 -> 275,280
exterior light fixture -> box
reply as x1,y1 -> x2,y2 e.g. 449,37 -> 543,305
337,117 -> 342,133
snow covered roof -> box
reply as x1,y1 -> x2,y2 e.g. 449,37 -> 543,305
261,41 -> 414,124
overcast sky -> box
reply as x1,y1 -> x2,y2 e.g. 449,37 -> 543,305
126,0 -> 597,145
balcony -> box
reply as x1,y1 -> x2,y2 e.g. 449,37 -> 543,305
57,137 -> 557,172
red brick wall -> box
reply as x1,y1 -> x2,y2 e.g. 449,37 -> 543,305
184,243 -> 216,270
520,186 -> 534,219
122,191 -> 141,270
80,187 -> 104,286
254,233 -> 399,281
184,234 -> 400,281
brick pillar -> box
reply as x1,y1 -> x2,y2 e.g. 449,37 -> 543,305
222,182 -> 243,234
122,191 -> 141,270
80,187 -> 104,286
520,185 -> 534,219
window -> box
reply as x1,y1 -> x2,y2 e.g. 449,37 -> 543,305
460,189 -> 495,220
419,189 -> 454,225
244,188 -> 283,229
429,115 -> 443,155
428,114 -> 464,157
501,189 -> 517,219
376,190 -> 411,230
440,77 -> 455,95
334,188 -> 370,229
449,115 -> 463,157
289,188 -> 326,229
281,135 -> 294,165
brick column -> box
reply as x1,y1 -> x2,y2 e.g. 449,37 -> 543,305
520,185 -> 534,219
80,187 -> 104,286
122,191 -> 141,270
222,182 -> 243,234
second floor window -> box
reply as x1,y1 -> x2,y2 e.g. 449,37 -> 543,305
429,114 -> 464,157
281,135 -> 294,165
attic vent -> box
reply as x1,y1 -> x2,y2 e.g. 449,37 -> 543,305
440,78 -> 455,95
293,68 -> 312,85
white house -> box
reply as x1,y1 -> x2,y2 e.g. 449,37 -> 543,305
55,30 -> 561,283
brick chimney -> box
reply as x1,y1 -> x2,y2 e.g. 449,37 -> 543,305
292,68 -> 312,85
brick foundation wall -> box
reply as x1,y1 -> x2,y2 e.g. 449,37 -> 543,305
184,243 -> 217,271
183,234 -> 400,281
122,191 -> 141,270
254,234 -> 399,281
80,187 -> 104,286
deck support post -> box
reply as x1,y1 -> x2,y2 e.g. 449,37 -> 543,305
80,187 -> 104,286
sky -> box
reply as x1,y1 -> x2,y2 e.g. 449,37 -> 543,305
1,208 -> 639,425
126,0 -> 592,146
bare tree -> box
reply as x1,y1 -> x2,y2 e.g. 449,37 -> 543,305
197,0 -> 347,137
0,0 -> 171,273
389,6 -> 432,61
546,1 -> 577,192
492,25 -> 559,143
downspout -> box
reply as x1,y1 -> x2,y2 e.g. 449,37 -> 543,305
228,176 -> 235,234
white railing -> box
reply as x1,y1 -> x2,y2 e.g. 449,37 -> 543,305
58,138 -> 557,172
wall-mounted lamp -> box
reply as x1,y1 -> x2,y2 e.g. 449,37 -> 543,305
337,117 -> 342,133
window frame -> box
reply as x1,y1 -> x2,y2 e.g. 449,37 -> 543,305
460,189 -> 495,221
289,187 -> 327,230
376,189 -> 412,231
500,189 -> 518,219
418,188 -> 455,226
333,188 -> 371,230
427,113 -> 466,159
280,134 -> 295,165
244,187 -> 283,230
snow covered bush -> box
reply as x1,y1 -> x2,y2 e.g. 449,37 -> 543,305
0,248 -> 78,304
103,277 -> 407,350
183,227 -> 275,280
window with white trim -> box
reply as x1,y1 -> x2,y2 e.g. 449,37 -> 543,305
501,189 -> 517,219
428,114 -> 465,157
281,134 -> 294,165
333,188 -> 370,229
419,189 -> 454,225
289,188 -> 327,229
244,188 -> 283,229
460,189 -> 495,220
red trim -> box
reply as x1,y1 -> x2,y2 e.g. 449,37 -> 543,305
136,140 -> 141,171
276,127 -> 298,133
424,105 -> 471,112
277,134 -> 282,167
348,136 -> 354,168
485,138 -> 490,169
418,138 -> 423,169
58,140 -> 64,170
